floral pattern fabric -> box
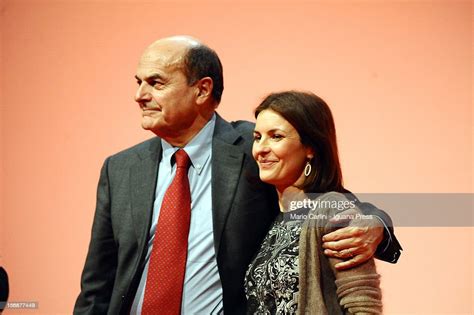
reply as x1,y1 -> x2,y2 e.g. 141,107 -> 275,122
244,212 -> 305,314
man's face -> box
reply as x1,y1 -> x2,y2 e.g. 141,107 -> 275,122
134,43 -> 199,139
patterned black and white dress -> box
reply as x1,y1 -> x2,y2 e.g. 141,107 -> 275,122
244,208 -> 307,314
245,192 -> 384,315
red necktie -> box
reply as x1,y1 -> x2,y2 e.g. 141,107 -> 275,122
142,149 -> 191,315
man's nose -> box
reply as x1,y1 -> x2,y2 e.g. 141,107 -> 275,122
135,83 -> 152,103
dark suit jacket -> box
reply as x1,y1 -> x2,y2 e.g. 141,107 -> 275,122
74,115 -> 280,314
74,114 -> 401,314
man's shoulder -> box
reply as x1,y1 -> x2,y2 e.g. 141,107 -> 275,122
230,120 -> 255,141
229,119 -> 255,132
220,117 -> 255,141
214,116 -> 256,154
106,137 -> 160,164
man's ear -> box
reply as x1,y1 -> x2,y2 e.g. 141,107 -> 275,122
195,77 -> 214,105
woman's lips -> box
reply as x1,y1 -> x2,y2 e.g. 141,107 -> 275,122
258,160 -> 278,169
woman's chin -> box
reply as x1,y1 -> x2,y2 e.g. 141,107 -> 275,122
258,175 -> 275,186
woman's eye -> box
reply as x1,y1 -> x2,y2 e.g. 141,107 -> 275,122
253,135 -> 261,141
272,134 -> 283,140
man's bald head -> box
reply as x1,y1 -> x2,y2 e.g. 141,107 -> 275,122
148,35 -> 202,49
140,35 -> 224,104
142,36 -> 201,68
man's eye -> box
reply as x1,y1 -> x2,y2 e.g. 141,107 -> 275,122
136,80 -> 142,85
253,134 -> 261,141
152,81 -> 164,88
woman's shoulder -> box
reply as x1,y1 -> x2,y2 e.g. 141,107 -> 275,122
314,191 -> 352,202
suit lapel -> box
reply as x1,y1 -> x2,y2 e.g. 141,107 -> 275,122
130,138 -> 162,247
212,115 -> 245,254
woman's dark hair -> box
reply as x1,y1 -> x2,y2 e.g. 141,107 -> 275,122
255,91 -> 345,193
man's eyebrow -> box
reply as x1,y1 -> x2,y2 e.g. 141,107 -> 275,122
135,73 -> 166,82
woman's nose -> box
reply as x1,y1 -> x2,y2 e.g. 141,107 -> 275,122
253,138 -> 271,155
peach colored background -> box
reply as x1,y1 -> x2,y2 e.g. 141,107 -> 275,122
1,0 -> 472,314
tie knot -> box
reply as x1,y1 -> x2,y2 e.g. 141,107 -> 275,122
174,149 -> 191,169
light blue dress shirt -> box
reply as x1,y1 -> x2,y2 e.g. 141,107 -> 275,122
131,114 -> 223,314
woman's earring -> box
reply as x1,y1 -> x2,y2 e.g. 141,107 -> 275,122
304,161 -> 312,177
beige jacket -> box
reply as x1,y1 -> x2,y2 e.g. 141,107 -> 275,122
297,192 -> 383,315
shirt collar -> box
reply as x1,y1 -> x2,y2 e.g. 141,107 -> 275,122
161,113 -> 216,175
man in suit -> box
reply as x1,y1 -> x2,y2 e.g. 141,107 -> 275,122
74,36 -> 401,314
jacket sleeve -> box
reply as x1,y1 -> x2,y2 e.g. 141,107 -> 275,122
298,192 -> 383,314
328,257 -> 383,314
74,158 -> 118,314
323,193 -> 383,314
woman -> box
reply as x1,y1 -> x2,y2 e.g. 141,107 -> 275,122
244,91 -> 382,314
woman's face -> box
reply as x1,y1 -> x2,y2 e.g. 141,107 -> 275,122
252,109 -> 313,192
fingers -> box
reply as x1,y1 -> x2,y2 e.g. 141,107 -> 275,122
322,226 -> 368,242
322,226 -> 381,269
334,252 -> 371,270
323,236 -> 367,252
323,247 -> 359,259
323,237 -> 370,263
321,212 -> 386,269
324,247 -> 372,270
